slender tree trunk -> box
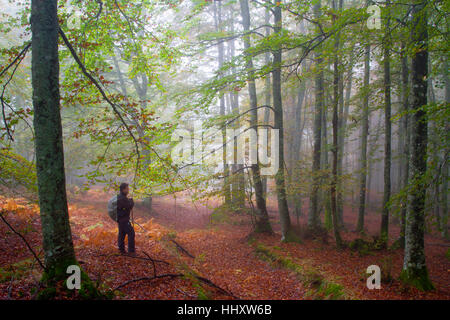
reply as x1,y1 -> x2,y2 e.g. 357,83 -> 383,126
400,0 -> 433,291
292,82 -> 306,220
330,0 -> 343,247
213,1 -> 231,206
31,0 -> 77,279
239,0 -> 272,233
261,6 -> 271,198
381,0 -> 392,245
308,1 -> 323,230
272,0 -> 294,241
441,57 -> 449,239
357,41 -> 371,233
337,47 -> 354,227
399,41 -> 410,246
441,160 -> 448,239
321,97 -> 331,227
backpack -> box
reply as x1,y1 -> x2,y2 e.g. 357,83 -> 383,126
107,195 -> 118,221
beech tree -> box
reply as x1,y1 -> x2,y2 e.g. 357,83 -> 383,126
31,0 -> 77,280
400,0 -> 433,291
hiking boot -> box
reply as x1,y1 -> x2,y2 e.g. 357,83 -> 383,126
119,250 -> 126,255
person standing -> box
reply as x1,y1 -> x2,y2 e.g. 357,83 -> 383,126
117,183 -> 135,255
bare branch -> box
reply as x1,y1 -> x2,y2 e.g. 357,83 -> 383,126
0,210 -> 45,270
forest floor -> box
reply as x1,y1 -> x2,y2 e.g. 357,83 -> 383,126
0,189 -> 449,300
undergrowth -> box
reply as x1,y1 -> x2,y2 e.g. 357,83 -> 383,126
252,242 -> 348,300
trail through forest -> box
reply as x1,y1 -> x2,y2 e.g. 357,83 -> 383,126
0,189 -> 449,299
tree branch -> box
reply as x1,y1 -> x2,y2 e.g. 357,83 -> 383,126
0,210 -> 45,270
58,27 -> 141,185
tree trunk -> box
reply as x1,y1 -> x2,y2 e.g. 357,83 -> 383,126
337,46 -> 354,227
441,57 -> 449,239
31,0 -> 77,279
292,82 -> 306,221
357,41 -> 370,233
399,41 -> 410,246
380,0 -> 392,246
239,0 -> 272,233
272,0 -> 294,241
330,0 -> 343,248
308,0 -> 323,230
261,6 -> 271,198
213,0 -> 231,206
400,0 -> 433,291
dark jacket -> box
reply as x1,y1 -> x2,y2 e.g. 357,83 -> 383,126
117,192 -> 134,222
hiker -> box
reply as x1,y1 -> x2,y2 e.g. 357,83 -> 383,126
117,183 -> 135,255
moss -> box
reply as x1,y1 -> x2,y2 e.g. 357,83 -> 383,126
0,258 -> 37,283
281,229 -> 302,243
196,285 -> 211,300
348,238 -> 372,256
40,256 -> 79,284
254,243 -> 347,300
348,238 -> 386,256
445,248 -> 450,262
399,267 -> 434,291
166,231 -> 177,239
254,221 -> 273,234
315,282 -> 345,300
39,258 -> 107,300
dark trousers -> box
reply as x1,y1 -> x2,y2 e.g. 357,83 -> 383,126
118,220 -> 135,253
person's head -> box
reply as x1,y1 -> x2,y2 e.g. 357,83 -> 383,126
119,183 -> 129,196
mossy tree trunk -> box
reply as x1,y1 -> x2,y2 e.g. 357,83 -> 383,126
31,0 -> 77,280
400,0 -> 433,291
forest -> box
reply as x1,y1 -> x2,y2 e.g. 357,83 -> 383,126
0,0 -> 448,301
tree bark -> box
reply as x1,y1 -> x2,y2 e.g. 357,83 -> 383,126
380,0 -> 392,246
399,41 -> 410,246
337,46 -> 354,227
261,6 -> 271,198
31,0 -> 77,279
308,0 -> 324,230
441,57 -> 449,239
213,0 -> 231,206
330,0 -> 343,247
357,41 -> 370,233
272,0 -> 294,241
239,0 -> 272,233
400,0 -> 433,291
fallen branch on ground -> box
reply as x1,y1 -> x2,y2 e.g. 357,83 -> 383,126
114,273 -> 183,291
171,239 -> 195,259
176,288 -> 197,298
